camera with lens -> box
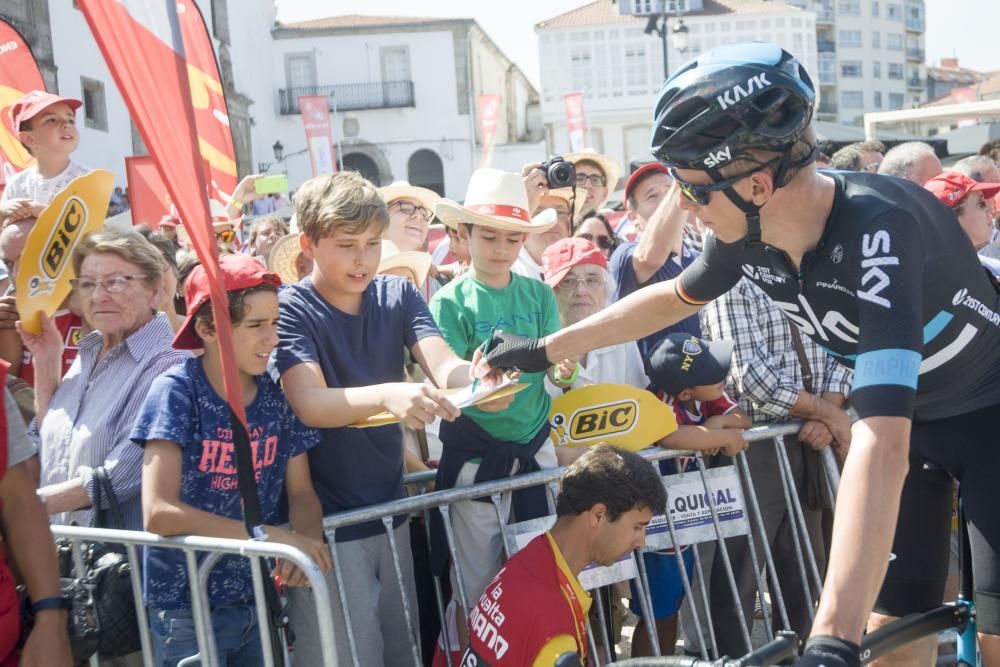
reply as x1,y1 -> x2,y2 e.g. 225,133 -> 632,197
540,155 -> 576,189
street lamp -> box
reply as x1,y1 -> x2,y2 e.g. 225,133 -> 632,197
257,140 -> 285,173
645,13 -> 691,80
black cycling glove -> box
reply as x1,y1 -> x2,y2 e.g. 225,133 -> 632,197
795,635 -> 861,667
482,330 -> 550,373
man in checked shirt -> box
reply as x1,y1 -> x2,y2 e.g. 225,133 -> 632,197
681,276 -> 853,658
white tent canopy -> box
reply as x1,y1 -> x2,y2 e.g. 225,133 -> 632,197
864,100 -> 1000,141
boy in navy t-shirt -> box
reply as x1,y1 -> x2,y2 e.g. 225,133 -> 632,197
133,254 -> 331,667
270,171 -> 511,666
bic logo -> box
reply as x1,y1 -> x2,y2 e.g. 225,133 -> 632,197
42,195 -> 88,280
563,399 -> 639,442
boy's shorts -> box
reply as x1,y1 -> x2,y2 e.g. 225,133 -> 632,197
629,548 -> 695,620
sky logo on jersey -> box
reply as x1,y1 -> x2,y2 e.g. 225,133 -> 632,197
716,72 -> 772,111
858,230 -> 897,308
952,288 -> 1000,326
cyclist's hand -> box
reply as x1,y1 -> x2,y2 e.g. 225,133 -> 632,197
479,330 -> 550,373
799,420 -> 833,450
795,635 -> 860,667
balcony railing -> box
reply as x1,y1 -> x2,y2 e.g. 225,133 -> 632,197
817,102 -> 838,116
906,47 -> 925,61
907,77 -> 925,88
278,81 -> 415,115
905,17 -> 925,31
817,39 -> 836,53
816,8 -> 833,22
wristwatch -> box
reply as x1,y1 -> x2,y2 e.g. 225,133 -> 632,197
31,595 -> 70,614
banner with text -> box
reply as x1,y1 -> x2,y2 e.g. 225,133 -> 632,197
477,94 -> 501,167
564,92 -> 587,153
0,20 -> 45,193
299,95 -> 337,177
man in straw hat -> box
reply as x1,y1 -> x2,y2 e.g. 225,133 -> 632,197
568,150 -> 621,216
430,168 -> 577,647
379,181 -> 443,300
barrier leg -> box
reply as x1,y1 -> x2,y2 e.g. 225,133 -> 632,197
633,547 -> 662,656
439,504 -> 470,614
186,550 -> 219,666
662,490 -> 712,660
124,543 -> 155,667
773,439 -> 824,601
328,530 -> 362,667
382,517 -> 423,667
593,585 -> 615,664
421,508 -> 454,667
249,557 -> 278,667
772,439 -> 817,624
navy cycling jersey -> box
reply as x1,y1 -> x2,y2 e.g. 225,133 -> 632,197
675,171 -> 1000,421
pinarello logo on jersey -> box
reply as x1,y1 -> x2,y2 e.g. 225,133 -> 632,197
953,288 -> 1000,326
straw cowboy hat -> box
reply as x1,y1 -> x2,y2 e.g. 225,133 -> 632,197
566,150 -> 622,199
378,181 -> 441,210
268,233 -> 305,284
378,240 -> 432,287
434,168 -> 558,233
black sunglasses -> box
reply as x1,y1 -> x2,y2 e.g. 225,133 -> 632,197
669,166 -> 769,206
577,232 -> 615,250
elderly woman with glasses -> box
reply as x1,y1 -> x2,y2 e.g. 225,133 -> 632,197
19,228 -> 189,530
541,238 -> 648,459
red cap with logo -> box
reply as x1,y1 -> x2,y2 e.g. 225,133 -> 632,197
542,237 -> 608,288
924,172 -> 1000,209
624,163 -> 669,205
10,90 -> 82,133
173,254 -> 282,350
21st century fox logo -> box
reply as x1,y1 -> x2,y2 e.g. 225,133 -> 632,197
953,288 -> 1000,326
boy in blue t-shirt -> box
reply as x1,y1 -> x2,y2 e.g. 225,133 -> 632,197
269,171 -> 511,666
133,254 -> 331,667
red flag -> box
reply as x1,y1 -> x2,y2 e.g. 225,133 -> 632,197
0,20 -> 46,193
176,1 -> 238,203
77,0 -> 247,425
298,95 -> 337,176
477,94 -> 501,167
563,92 -> 587,153
125,156 -> 172,228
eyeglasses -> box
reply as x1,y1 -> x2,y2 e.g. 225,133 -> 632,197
70,275 -> 147,295
215,229 -> 236,243
574,173 -> 607,188
577,232 -> 615,250
669,166 -> 766,206
390,200 -> 432,221
557,276 -> 605,291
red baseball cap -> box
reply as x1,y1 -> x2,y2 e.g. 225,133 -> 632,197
924,172 -> 1000,209
173,253 -> 282,350
10,90 -> 82,133
624,163 -> 669,205
158,215 -> 178,228
542,237 -> 608,288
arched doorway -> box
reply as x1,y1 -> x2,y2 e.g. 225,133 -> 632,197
342,152 -> 381,185
407,149 -> 445,196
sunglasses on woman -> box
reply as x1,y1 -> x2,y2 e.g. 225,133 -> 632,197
577,232 -> 615,250
215,229 -> 236,244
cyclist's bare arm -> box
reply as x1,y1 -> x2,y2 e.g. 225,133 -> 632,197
811,416 -> 911,643
544,278 -> 702,362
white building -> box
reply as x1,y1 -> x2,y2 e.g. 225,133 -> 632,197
2,0 -> 273,188
785,0 -> 926,125
268,15 -> 543,196
536,0 -> 818,178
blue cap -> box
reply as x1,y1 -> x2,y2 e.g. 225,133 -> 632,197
648,333 -> 735,396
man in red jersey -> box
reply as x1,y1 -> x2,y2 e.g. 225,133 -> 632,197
461,445 -> 666,667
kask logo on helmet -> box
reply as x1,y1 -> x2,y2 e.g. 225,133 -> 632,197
716,72 -> 773,111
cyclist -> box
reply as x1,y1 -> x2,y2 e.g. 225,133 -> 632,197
478,42 -> 1000,667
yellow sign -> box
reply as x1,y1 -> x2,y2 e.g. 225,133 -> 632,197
549,384 -> 678,452
16,169 -> 114,334
350,382 -> 530,429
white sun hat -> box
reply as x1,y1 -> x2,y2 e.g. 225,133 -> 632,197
378,181 -> 442,211
433,168 -> 557,233
378,239 -> 433,287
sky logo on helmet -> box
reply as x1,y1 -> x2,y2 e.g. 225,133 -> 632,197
716,72 -> 773,111
704,146 -> 732,168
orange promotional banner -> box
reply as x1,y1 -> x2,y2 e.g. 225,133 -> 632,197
299,95 -> 337,176
477,94 -> 501,167
176,1 -> 237,204
17,170 -> 114,334
125,155 -> 171,228
0,20 -> 45,193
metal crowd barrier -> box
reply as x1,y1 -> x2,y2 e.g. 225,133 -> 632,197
47,525 -> 338,667
316,421 -> 842,666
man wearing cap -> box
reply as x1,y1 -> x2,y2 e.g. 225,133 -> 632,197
924,172 -> 1000,277
610,164 -> 701,363
0,91 -> 89,225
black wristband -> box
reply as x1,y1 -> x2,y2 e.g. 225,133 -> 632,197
30,595 -> 70,614
802,635 -> 861,667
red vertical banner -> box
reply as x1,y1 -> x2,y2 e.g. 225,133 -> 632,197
0,20 -> 45,194
564,91 -> 587,153
125,156 -> 172,228
477,94 -> 501,168
298,95 -> 337,176
77,0 -> 246,426
176,0 -> 238,203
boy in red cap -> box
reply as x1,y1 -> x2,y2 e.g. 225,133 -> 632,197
0,91 -> 90,225
924,171 -> 1000,252
131,253 -> 331,666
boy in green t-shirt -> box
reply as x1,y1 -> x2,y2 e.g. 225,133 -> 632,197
430,168 -> 573,635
